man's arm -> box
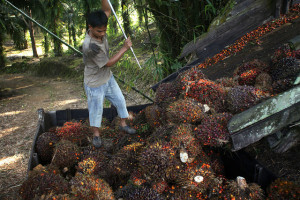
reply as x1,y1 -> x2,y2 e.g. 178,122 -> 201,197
106,37 -> 132,67
102,0 -> 111,18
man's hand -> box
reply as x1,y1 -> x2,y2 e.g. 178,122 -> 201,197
123,37 -> 132,50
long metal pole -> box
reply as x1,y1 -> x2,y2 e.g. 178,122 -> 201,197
107,0 -> 142,69
4,0 -> 83,56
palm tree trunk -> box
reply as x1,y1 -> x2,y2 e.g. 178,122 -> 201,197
121,0 -> 132,36
28,9 -> 38,58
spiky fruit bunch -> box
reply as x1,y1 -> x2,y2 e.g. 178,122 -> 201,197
170,124 -> 201,161
36,132 -> 60,163
271,44 -> 295,63
176,157 -> 216,193
155,82 -> 179,104
233,59 -> 269,77
226,179 -> 264,200
166,98 -> 206,124
115,185 -> 163,200
272,78 -> 294,94
267,178 -> 300,200
238,68 -> 261,86
147,124 -> 176,144
51,140 -> 80,169
226,86 -> 265,114
107,142 -> 144,176
177,67 -> 206,88
255,73 -> 273,93
55,121 -> 91,145
19,168 -> 69,200
184,79 -> 226,112
270,57 -> 300,82
216,77 -> 239,88
152,180 -> 168,194
144,104 -> 165,129
138,141 -> 176,181
70,174 -> 114,200
195,113 -> 233,147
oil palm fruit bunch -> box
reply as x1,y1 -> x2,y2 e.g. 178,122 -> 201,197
270,57 -> 300,83
144,104 -> 165,129
147,124 -> 176,144
255,72 -> 273,93
266,178 -> 300,200
225,176 -> 264,200
51,139 -> 80,169
195,113 -> 233,147
155,81 -> 180,104
55,121 -> 91,146
138,141 -> 176,182
176,156 -> 216,193
233,59 -> 269,77
36,132 -> 60,163
107,142 -> 144,177
170,123 -> 201,163
177,67 -> 206,89
184,79 -> 226,112
70,174 -> 114,200
216,77 -> 239,88
19,166 -> 69,200
166,98 -> 207,124
226,86 -> 265,114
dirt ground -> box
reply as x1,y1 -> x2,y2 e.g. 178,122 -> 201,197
0,74 -> 88,199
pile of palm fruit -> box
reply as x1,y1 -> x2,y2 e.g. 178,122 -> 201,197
19,44 -> 300,199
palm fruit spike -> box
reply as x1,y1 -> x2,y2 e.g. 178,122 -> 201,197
170,123 -> 202,163
51,139 -> 80,169
166,98 -> 206,124
138,141 -> 176,182
70,174 -> 114,200
226,176 -> 264,200
226,85 -> 267,114
184,79 -> 226,112
19,167 -> 69,200
155,81 -> 179,104
267,178 -> 300,200
144,104 -> 165,129
195,113 -> 233,147
36,132 -> 60,164
107,142 -> 144,177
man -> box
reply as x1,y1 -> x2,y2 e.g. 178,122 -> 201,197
82,0 -> 136,148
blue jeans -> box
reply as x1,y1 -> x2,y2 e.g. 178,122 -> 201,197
84,76 -> 129,127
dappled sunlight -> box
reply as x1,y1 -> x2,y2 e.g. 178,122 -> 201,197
0,154 -> 24,168
5,94 -> 27,101
55,99 -> 80,107
0,126 -> 20,139
5,75 -> 24,81
15,84 -> 35,90
0,110 -> 25,117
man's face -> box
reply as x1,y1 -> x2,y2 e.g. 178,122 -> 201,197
89,25 -> 107,40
